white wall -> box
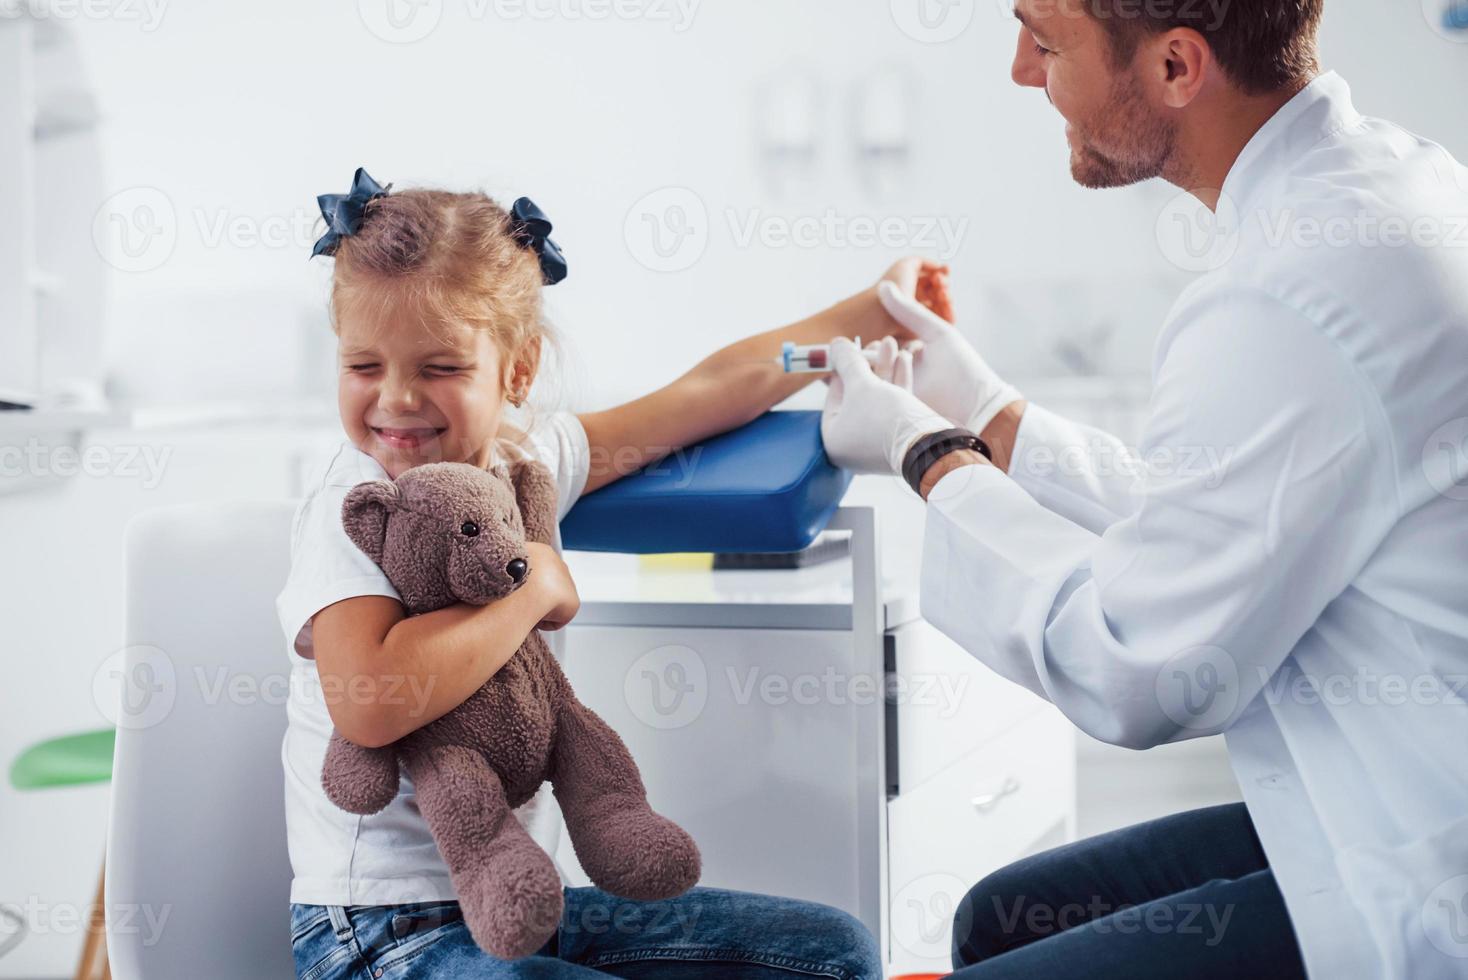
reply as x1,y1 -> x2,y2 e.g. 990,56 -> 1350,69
3,1 -> 1466,974
65,0 -> 1468,410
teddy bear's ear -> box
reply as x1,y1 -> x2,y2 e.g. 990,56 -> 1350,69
508,459 -> 558,545
341,480 -> 401,565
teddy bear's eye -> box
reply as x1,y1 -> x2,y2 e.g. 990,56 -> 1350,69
460,520 -> 480,537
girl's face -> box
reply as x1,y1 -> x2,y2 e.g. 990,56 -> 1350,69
336,294 -> 510,480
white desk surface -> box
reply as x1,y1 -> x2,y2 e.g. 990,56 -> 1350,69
564,547 -> 920,631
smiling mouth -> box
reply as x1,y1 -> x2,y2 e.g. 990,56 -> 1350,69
372,426 -> 445,449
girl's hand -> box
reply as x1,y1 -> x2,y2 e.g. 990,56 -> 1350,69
525,542 -> 580,631
879,257 -> 956,333
916,262 -> 955,323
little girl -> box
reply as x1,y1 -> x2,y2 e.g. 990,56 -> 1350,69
276,169 -> 923,979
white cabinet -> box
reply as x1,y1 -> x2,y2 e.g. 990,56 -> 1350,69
0,13 -> 106,408
888,618 -> 1051,792
888,706 -> 1076,971
559,516 -> 1077,977
555,624 -> 873,915
0,17 -> 39,403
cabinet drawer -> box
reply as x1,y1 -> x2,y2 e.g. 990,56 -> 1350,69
887,708 -> 1075,966
890,619 -> 1049,794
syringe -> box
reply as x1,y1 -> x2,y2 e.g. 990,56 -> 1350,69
777,339 -> 882,374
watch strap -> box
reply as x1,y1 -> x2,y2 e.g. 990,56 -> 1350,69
902,427 -> 992,496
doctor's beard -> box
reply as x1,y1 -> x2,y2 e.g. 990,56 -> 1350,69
1068,69 -> 1178,190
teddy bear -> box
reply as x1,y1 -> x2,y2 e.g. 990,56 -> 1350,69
318,456 -> 701,960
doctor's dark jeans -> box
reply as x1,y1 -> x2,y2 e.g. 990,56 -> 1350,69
289,885 -> 881,979
948,802 -> 1308,978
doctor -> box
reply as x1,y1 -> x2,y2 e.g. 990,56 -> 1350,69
822,0 -> 1468,977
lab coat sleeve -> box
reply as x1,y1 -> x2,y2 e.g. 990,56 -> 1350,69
919,285 -> 1398,748
1006,402 -> 1149,534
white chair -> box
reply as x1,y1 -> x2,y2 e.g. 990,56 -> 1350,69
106,499 -> 298,979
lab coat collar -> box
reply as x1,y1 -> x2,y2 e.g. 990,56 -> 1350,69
1218,70 -> 1362,215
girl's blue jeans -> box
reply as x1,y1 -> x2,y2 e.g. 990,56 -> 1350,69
290,885 -> 882,979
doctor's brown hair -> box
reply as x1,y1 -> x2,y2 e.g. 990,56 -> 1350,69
1086,0 -> 1324,96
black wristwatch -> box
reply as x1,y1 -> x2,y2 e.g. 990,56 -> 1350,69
902,428 -> 992,497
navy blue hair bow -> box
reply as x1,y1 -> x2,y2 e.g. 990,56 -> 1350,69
510,197 -> 568,285
311,168 -> 389,258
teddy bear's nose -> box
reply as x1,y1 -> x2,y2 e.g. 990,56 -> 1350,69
506,558 -> 528,583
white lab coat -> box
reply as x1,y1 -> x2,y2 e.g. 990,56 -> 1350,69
920,72 -> 1468,978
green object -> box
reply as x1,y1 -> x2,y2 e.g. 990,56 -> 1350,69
9,729 -> 115,790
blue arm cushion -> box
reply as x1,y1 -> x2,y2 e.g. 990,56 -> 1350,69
560,410 -> 853,554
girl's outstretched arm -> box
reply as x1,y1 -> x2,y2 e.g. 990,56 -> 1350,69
577,259 -> 930,495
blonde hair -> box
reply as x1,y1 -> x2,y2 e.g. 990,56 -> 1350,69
326,187 -> 561,453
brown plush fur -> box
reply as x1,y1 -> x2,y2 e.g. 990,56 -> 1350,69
320,458 -> 701,959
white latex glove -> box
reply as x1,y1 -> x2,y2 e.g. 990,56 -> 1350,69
821,336 -> 951,476
877,280 -> 1022,435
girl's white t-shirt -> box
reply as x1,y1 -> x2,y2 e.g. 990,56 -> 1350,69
275,413 -> 591,907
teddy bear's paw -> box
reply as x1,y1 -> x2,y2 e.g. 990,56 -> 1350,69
322,772 -> 397,816
457,848 -> 563,961
575,807 -> 702,901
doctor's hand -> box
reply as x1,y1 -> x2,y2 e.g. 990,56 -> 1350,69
821,337 -> 952,476
877,280 -> 1022,436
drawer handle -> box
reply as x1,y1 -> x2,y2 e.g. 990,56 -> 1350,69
971,776 -> 1021,813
